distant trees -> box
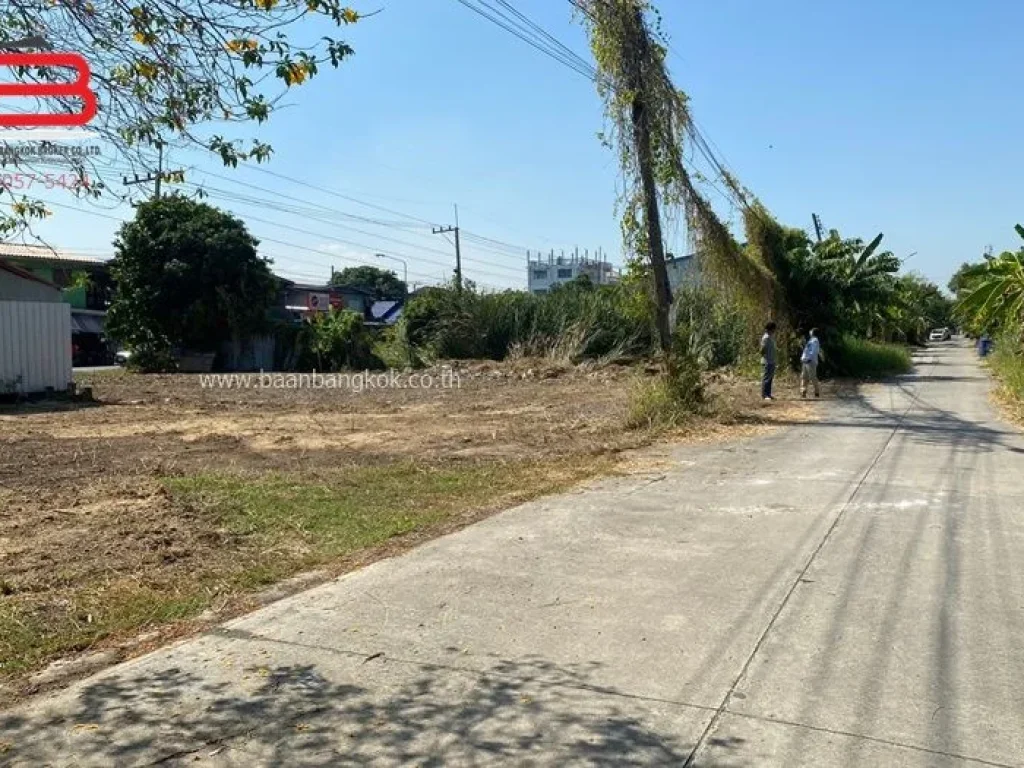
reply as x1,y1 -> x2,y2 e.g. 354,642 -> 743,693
888,274 -> 954,344
329,265 -> 406,300
107,196 -> 277,370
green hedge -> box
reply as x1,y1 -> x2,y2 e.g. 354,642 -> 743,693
829,336 -> 912,378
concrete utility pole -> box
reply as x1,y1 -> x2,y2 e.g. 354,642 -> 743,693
432,204 -> 463,291
623,5 -> 674,353
122,144 -> 182,201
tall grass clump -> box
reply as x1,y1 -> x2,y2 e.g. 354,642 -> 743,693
830,336 -> 912,378
989,337 -> 1024,413
672,284 -> 750,370
626,363 -> 703,430
402,280 -> 654,364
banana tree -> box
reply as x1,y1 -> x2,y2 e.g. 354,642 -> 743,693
955,225 -> 1024,335
812,230 -> 900,337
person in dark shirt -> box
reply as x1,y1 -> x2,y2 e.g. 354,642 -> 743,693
760,321 -> 778,401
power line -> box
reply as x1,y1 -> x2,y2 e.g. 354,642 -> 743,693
187,184 -> 526,279
193,161 -> 541,264
8,189 -> 528,287
0,198 -> 443,284
454,0 -> 596,81
100,148 -> 566,266
97,157 -> 532,279
491,0 -> 595,74
231,163 -> 536,256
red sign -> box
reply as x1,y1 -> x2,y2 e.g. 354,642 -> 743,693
0,53 -> 97,128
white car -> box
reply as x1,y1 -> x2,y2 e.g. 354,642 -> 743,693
929,328 -> 951,342
115,349 -> 132,366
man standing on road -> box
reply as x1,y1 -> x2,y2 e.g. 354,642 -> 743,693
760,322 -> 778,401
801,328 -> 822,399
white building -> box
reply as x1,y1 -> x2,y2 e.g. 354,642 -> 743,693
0,261 -> 72,395
665,252 -> 700,293
527,250 -> 619,294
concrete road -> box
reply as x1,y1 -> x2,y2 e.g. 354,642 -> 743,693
3,342 -> 1023,767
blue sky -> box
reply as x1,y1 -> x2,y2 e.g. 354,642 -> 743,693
13,0 -> 1024,290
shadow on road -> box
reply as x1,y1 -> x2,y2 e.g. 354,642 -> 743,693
733,353 -> 1023,456
0,654 -> 746,766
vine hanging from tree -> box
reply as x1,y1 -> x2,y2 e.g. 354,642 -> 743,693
575,0 -> 782,346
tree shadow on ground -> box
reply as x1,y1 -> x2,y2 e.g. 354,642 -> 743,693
728,363 -> 1024,456
0,654 -> 746,766
0,398 -> 104,417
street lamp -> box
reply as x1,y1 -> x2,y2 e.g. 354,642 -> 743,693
375,252 -> 408,293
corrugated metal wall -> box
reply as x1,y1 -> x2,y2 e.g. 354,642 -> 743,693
0,301 -> 72,394
220,335 -> 276,372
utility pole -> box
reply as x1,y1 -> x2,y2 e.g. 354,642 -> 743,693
432,204 -> 462,291
122,144 -> 183,201
623,5 -> 673,354
812,213 -> 824,243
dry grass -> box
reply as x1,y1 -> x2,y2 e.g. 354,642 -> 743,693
989,348 -> 1024,428
0,359 -> 817,701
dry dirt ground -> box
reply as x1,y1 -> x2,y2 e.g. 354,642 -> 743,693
0,359 -> 817,703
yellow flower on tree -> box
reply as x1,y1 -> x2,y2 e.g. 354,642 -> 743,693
284,62 -> 309,85
135,60 -> 158,79
226,38 -> 258,54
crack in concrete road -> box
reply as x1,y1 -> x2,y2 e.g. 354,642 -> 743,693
682,355 -> 937,767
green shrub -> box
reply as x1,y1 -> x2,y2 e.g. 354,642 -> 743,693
672,285 -> 748,370
124,327 -> 178,373
404,286 -> 484,359
372,320 -> 423,370
302,309 -> 381,371
830,336 -> 912,378
626,363 -> 703,430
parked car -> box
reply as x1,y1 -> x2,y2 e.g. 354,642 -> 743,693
72,335 -> 115,367
115,349 -> 132,366
929,327 -> 951,342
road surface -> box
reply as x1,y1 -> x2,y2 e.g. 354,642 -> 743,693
3,342 -> 1023,766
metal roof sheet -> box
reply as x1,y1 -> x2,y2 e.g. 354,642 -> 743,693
0,243 -> 109,266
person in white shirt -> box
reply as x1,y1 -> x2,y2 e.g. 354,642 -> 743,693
801,328 -> 822,399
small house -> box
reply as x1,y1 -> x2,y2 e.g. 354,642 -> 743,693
0,243 -> 113,366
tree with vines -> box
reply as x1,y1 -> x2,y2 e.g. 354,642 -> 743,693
574,0 -> 780,380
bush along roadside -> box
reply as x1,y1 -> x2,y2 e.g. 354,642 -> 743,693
988,335 -> 1024,420
828,336 -> 913,379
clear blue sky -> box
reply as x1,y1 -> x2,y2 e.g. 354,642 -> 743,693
18,0 -> 1024,290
